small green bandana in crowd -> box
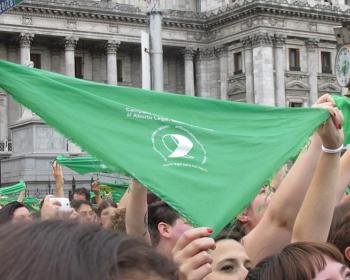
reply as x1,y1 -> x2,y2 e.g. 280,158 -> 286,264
0,60 -> 331,234
56,155 -> 117,175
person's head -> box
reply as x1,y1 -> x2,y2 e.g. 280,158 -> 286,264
246,242 -> 350,280
203,231 -> 251,280
97,199 -> 117,228
72,187 -> 90,201
329,213 -> 350,267
70,200 -> 95,224
148,201 -> 193,257
237,187 -> 273,234
0,201 -> 31,224
0,220 -> 178,280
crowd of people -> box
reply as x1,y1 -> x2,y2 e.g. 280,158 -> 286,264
0,94 -> 350,279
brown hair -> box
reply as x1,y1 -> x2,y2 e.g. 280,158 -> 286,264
328,213 -> 350,267
0,220 -> 178,280
96,199 -> 117,217
246,242 -> 345,280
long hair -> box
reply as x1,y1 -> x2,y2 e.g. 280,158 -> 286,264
0,220 -> 178,280
246,242 -> 345,280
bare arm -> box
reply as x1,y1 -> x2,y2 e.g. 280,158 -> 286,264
292,109 -> 343,242
91,181 -> 102,206
243,94 -> 338,265
52,161 -> 64,198
117,186 -> 130,209
337,149 -> 350,203
125,179 -> 151,244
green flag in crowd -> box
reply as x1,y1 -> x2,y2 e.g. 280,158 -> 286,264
0,60 -> 332,234
56,155 -> 117,175
0,0 -> 23,14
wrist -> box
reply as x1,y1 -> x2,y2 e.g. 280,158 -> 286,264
321,144 -> 344,154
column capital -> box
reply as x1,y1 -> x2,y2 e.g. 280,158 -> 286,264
241,36 -> 252,49
252,33 -> 273,48
305,38 -> 319,51
65,37 -> 78,51
273,34 -> 286,47
105,40 -> 121,54
197,48 -> 215,60
19,33 -> 34,48
215,46 -> 229,57
182,48 -> 197,60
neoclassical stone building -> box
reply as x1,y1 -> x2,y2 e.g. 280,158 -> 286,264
0,0 -> 349,192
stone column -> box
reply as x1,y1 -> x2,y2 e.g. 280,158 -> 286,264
106,40 -> 120,85
0,91 -> 8,140
19,33 -> 33,65
183,48 -> 196,96
196,48 -> 215,97
91,47 -> 102,82
252,33 -> 275,105
306,38 -> 319,105
65,37 -> 78,77
217,46 -> 229,100
149,3 -> 164,91
242,37 -> 254,103
274,34 -> 286,107
19,33 -> 36,121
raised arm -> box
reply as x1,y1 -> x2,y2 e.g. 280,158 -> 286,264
292,107 -> 343,242
243,94 -> 336,265
52,161 -> 64,198
125,179 -> 151,244
91,181 -> 102,206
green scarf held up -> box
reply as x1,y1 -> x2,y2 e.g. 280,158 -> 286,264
0,60 -> 333,234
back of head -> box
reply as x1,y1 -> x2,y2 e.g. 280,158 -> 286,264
73,187 -> 90,201
148,201 -> 179,246
328,213 -> 350,267
0,201 -> 25,225
0,220 -> 178,280
246,242 -> 344,280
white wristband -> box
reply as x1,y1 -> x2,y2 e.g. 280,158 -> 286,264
321,144 -> 344,154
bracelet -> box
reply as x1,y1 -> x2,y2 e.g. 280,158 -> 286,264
321,144 -> 344,154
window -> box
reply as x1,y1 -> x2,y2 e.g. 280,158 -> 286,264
289,48 -> 300,71
321,52 -> 332,74
289,102 -> 303,108
30,53 -> 41,69
234,52 -> 242,74
75,57 -> 83,79
117,59 -> 123,82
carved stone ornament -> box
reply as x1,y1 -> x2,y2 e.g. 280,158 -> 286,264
197,48 -> 215,60
105,40 -> 120,54
274,34 -> 286,47
215,46 -> 229,57
241,36 -> 252,48
19,33 -> 34,48
22,16 -> 32,26
182,48 -> 196,59
305,38 -> 319,51
65,37 -> 78,51
252,33 -> 273,47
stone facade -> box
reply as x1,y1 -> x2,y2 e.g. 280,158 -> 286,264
0,0 -> 348,193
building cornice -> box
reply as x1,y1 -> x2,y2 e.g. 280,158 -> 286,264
8,0 -> 350,32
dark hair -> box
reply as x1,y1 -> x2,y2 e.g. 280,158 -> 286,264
328,213 -> 350,267
0,220 -> 178,280
73,187 -> 90,201
0,201 -> 26,225
148,201 -> 180,246
246,242 -> 345,280
70,200 -> 93,212
328,200 -> 350,240
96,199 -> 117,217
